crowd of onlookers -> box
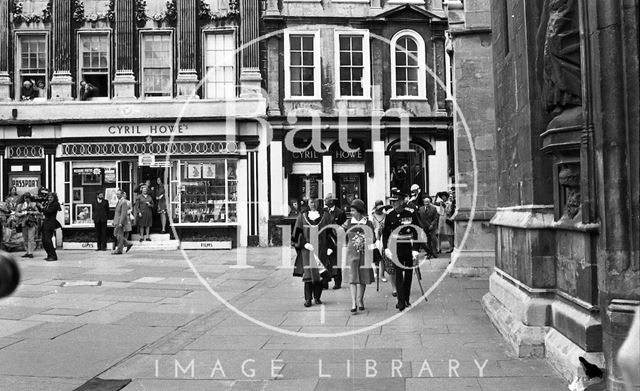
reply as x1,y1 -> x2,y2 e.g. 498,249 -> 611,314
20,79 -> 99,101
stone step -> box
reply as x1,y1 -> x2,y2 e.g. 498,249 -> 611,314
131,233 -> 171,241
127,240 -> 180,251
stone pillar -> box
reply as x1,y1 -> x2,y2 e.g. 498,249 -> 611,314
448,2 -> 496,276
239,0 -> 262,97
50,0 -> 73,100
432,31 -> 446,111
113,0 -> 136,99
176,0 -> 199,97
0,1 -> 11,100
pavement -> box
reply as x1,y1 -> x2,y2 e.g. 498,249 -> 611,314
0,247 -> 567,391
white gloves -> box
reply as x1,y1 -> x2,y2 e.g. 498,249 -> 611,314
412,251 -> 419,259
368,243 -> 377,251
304,243 -> 314,251
385,248 -> 393,259
327,248 -> 333,256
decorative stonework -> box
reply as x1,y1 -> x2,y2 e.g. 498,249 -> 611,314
11,0 -> 52,24
558,163 -> 581,219
60,141 -> 240,157
199,0 -> 239,21
5,145 -> 45,159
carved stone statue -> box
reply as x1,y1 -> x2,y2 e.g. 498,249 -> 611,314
559,164 -> 581,219
540,0 -> 582,117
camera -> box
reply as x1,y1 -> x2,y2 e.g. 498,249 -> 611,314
0,252 -> 20,299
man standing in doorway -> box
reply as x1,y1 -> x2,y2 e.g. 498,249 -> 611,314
112,190 -> 133,255
323,193 -> 346,289
92,191 -> 110,251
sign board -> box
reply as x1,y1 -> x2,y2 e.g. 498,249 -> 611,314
180,241 -> 232,250
10,175 -> 40,195
139,154 -> 155,166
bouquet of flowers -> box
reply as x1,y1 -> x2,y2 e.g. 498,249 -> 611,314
351,232 -> 366,254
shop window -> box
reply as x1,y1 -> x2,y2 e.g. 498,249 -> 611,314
288,174 -> 322,216
141,32 -> 173,97
172,159 -> 238,224
78,33 -> 110,99
204,31 -> 236,99
16,33 -> 48,100
69,163 -> 118,225
391,30 -> 426,99
284,30 -> 321,99
335,30 -> 370,99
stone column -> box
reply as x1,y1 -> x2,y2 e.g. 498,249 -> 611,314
113,0 -> 136,99
176,0 -> 199,97
240,0 -> 262,97
50,0 -> 73,100
447,1 -> 496,276
432,31 -> 446,111
0,1 -> 10,100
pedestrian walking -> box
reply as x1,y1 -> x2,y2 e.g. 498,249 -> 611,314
343,199 -> 376,313
112,190 -> 133,255
323,193 -> 346,289
383,188 -> 421,311
15,193 -> 41,259
92,191 -> 110,251
41,192 -> 61,262
134,186 -> 154,242
370,200 -> 391,283
292,198 -> 329,308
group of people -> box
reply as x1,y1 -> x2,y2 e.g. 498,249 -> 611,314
1,186 -> 61,262
90,179 -> 168,253
20,79 -> 99,101
291,185 -> 455,313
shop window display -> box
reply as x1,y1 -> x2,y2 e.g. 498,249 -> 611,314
172,159 -> 238,224
68,164 -> 118,225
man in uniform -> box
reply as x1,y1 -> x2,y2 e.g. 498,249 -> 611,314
383,188 -> 423,311
323,193 -> 347,289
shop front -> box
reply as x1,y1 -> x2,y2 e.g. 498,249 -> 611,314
56,122 -> 253,249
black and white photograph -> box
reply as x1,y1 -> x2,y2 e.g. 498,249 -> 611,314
0,0 -> 638,391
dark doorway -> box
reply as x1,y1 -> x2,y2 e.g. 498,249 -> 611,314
136,166 -> 168,233
334,173 -> 366,214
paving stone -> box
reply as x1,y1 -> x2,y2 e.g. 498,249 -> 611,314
406,377 -> 482,390
0,306 -> 48,320
0,375 -> 85,391
315,378 -> 405,391
121,379 -> 233,391
10,322 -> 83,340
0,319 -> 42,338
42,307 -> 91,316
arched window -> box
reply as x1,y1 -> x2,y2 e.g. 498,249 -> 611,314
391,30 -> 426,99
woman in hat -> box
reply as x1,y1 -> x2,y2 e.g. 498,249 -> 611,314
292,198 -> 329,307
342,199 -> 376,313
435,191 -> 454,253
41,192 -> 62,262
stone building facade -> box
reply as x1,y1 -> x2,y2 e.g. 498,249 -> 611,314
0,0 -> 268,249
484,0 -> 639,389
261,0 -> 453,243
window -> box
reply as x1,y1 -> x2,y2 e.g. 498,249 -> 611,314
67,162 -> 119,226
171,159 -> 238,224
141,33 -> 173,97
204,32 -> 236,99
391,30 -> 426,99
334,30 -> 370,99
79,33 -> 110,98
284,31 -> 321,99
16,33 -> 48,100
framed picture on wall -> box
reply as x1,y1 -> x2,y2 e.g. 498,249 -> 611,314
81,169 -> 102,185
72,188 -> 83,202
202,163 -> 216,179
105,188 -> 119,208
74,204 -> 93,224
187,163 -> 201,179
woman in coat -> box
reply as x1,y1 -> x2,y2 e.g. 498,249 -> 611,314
343,199 -> 376,313
134,185 -> 154,241
435,192 -> 454,253
15,193 -> 41,258
292,198 -> 329,307
155,177 -> 168,233
41,192 -> 61,262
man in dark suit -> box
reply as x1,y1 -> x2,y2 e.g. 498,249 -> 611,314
418,195 -> 439,258
383,188 -> 422,311
92,191 -> 110,251
323,193 -> 347,289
